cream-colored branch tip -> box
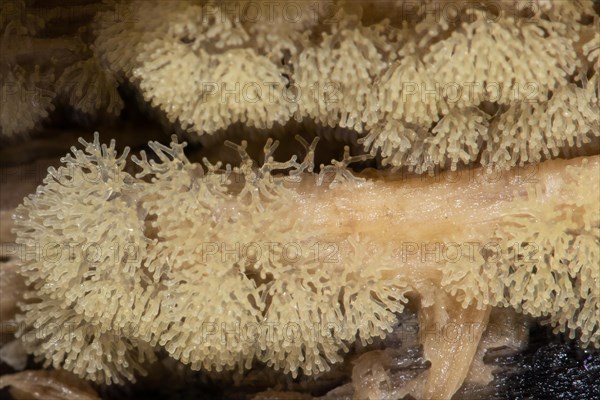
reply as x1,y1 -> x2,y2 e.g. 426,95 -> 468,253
13,134 -> 599,385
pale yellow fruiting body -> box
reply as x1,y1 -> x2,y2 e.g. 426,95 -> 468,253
90,1 -> 600,172
13,134 -> 599,386
442,159 -> 600,345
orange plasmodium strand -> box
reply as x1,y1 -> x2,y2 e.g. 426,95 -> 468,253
419,293 -> 491,400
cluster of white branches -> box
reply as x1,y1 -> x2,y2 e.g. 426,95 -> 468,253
3,0 -> 597,173
14,133 -> 600,386
91,0 -> 599,171
442,161 -> 600,346
14,133 -> 409,384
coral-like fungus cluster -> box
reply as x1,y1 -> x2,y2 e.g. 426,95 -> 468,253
2,1 -> 598,173
3,1 -> 599,398
88,0 -> 600,171
13,133 -> 409,384
442,160 -> 600,346
13,133 -> 600,387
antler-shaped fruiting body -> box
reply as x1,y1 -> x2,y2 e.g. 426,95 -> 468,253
12,134 -> 599,396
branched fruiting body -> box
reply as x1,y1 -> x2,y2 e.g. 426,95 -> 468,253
13,134 -> 599,388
